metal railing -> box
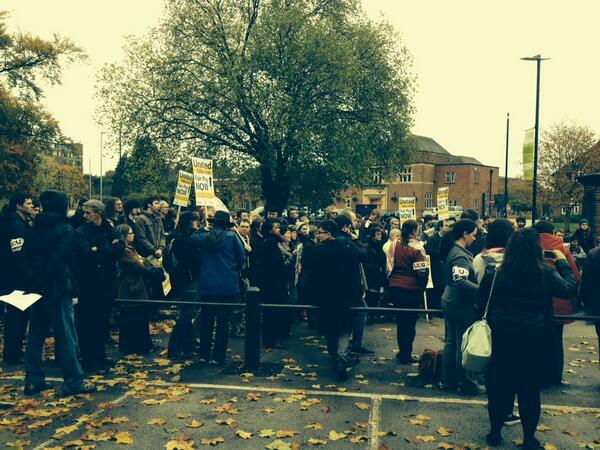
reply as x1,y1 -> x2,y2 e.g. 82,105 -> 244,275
116,288 -> 600,374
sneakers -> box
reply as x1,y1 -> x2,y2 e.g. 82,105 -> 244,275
24,382 -> 53,396
62,381 -> 97,396
334,358 -> 349,381
503,413 -> 521,426
348,346 -> 375,356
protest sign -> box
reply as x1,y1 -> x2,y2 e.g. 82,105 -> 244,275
437,187 -> 449,220
173,170 -> 194,207
398,197 -> 416,224
191,157 -> 215,206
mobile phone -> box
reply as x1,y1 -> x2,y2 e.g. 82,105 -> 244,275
543,250 -> 555,259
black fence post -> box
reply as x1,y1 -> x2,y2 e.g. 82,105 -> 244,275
243,287 -> 261,372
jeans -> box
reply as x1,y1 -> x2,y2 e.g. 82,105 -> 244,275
441,301 -> 477,390
25,295 -> 84,390
325,330 -> 350,364
198,295 -> 235,363
349,296 -> 367,351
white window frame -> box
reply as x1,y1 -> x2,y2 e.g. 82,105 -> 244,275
399,166 -> 412,183
424,192 -> 433,208
445,172 -> 456,184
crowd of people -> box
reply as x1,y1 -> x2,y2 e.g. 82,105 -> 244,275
1,189 -> 599,449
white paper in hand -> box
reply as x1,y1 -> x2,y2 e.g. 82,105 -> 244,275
0,290 -> 42,312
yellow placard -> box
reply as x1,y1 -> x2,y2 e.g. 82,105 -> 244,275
173,170 -> 194,207
398,197 -> 416,224
191,157 -> 215,206
437,187 -> 449,220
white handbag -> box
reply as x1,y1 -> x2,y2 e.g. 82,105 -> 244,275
461,271 -> 497,372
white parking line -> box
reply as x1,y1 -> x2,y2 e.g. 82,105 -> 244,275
368,396 -> 382,450
2,376 -> 599,414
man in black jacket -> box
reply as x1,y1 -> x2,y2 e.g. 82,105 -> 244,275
334,214 -> 374,356
134,196 -> 166,258
73,199 -> 124,372
24,190 -> 95,395
0,192 -> 35,364
580,246 -> 600,346
309,220 -> 362,380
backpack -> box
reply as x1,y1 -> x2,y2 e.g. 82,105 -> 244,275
418,349 -> 443,382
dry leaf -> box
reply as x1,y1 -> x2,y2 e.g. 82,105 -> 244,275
198,398 -> 216,405
245,392 -> 261,401
437,427 -> 452,436
200,437 -> 225,446
542,444 -> 558,450
215,417 -> 237,428
263,408 -> 275,414
260,429 -> 276,438
276,430 -> 298,438
266,440 -> 293,450
186,420 -> 203,428
165,439 -> 195,450
308,438 -> 328,445
351,436 -> 369,443
148,418 -> 168,425
235,430 -> 253,439
328,431 -> 347,441
305,422 -> 324,430
53,424 -> 78,437
537,424 -> 552,432
177,413 -> 192,419
115,431 -> 134,444
437,443 -> 454,450
5,441 -> 31,449
354,402 -> 370,410
415,435 -> 436,443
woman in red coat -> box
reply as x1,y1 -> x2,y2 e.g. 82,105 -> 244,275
388,220 -> 428,364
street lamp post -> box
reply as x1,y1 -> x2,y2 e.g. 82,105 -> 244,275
521,54 -> 550,223
504,113 -> 510,217
100,131 -> 108,201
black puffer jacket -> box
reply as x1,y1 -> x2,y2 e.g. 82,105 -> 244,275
477,260 -> 577,336
0,212 -> 34,293
26,212 -> 77,299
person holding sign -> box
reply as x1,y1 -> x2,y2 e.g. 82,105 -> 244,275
387,219 -> 428,364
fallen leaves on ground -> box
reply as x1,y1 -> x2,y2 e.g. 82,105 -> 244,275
308,438 -> 328,445
260,429 -> 276,438
215,417 -> 237,428
114,431 -> 134,444
186,420 -> 203,428
437,426 -> 452,436
148,418 -> 168,425
354,401 -> 370,410
328,430 -> 346,441
414,435 -> 436,443
266,440 -> 293,450
305,422 -> 324,430
235,430 -> 253,439
165,438 -> 195,450
200,437 -> 225,446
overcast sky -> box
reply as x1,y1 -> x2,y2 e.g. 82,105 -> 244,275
3,0 -> 599,176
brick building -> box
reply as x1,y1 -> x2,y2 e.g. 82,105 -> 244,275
335,135 -> 499,218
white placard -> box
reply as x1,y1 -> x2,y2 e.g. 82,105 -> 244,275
191,157 -> 215,206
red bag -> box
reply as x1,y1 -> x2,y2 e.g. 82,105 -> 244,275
418,349 -> 443,382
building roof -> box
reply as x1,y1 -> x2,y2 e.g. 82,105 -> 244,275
413,135 -> 451,155
412,135 -> 487,166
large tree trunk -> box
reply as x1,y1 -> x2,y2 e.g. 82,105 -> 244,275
260,166 -> 290,214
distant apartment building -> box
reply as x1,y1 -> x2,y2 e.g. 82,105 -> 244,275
335,135 -> 500,217
51,142 -> 83,171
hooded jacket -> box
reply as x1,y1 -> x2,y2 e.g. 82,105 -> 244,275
472,248 -> 505,283
193,225 -> 245,298
26,212 -> 76,299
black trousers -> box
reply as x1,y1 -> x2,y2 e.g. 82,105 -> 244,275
197,296 -> 235,363
549,323 -> 565,384
487,330 -> 544,440
3,305 -> 29,362
76,288 -> 114,366
261,292 -> 290,347
390,287 -> 422,360
118,305 -> 152,355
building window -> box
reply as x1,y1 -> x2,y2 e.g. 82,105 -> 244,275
449,199 -> 458,207
345,198 -> 351,209
445,172 -> 456,184
399,166 -> 412,183
371,168 -> 383,185
474,199 -> 479,209
424,192 -> 433,208
474,171 -> 480,184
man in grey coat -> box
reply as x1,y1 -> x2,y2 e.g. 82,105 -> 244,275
134,196 -> 166,259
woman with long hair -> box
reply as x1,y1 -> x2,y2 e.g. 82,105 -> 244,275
439,219 -> 481,394
479,228 -> 576,449
115,224 -> 163,355
388,220 -> 428,363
